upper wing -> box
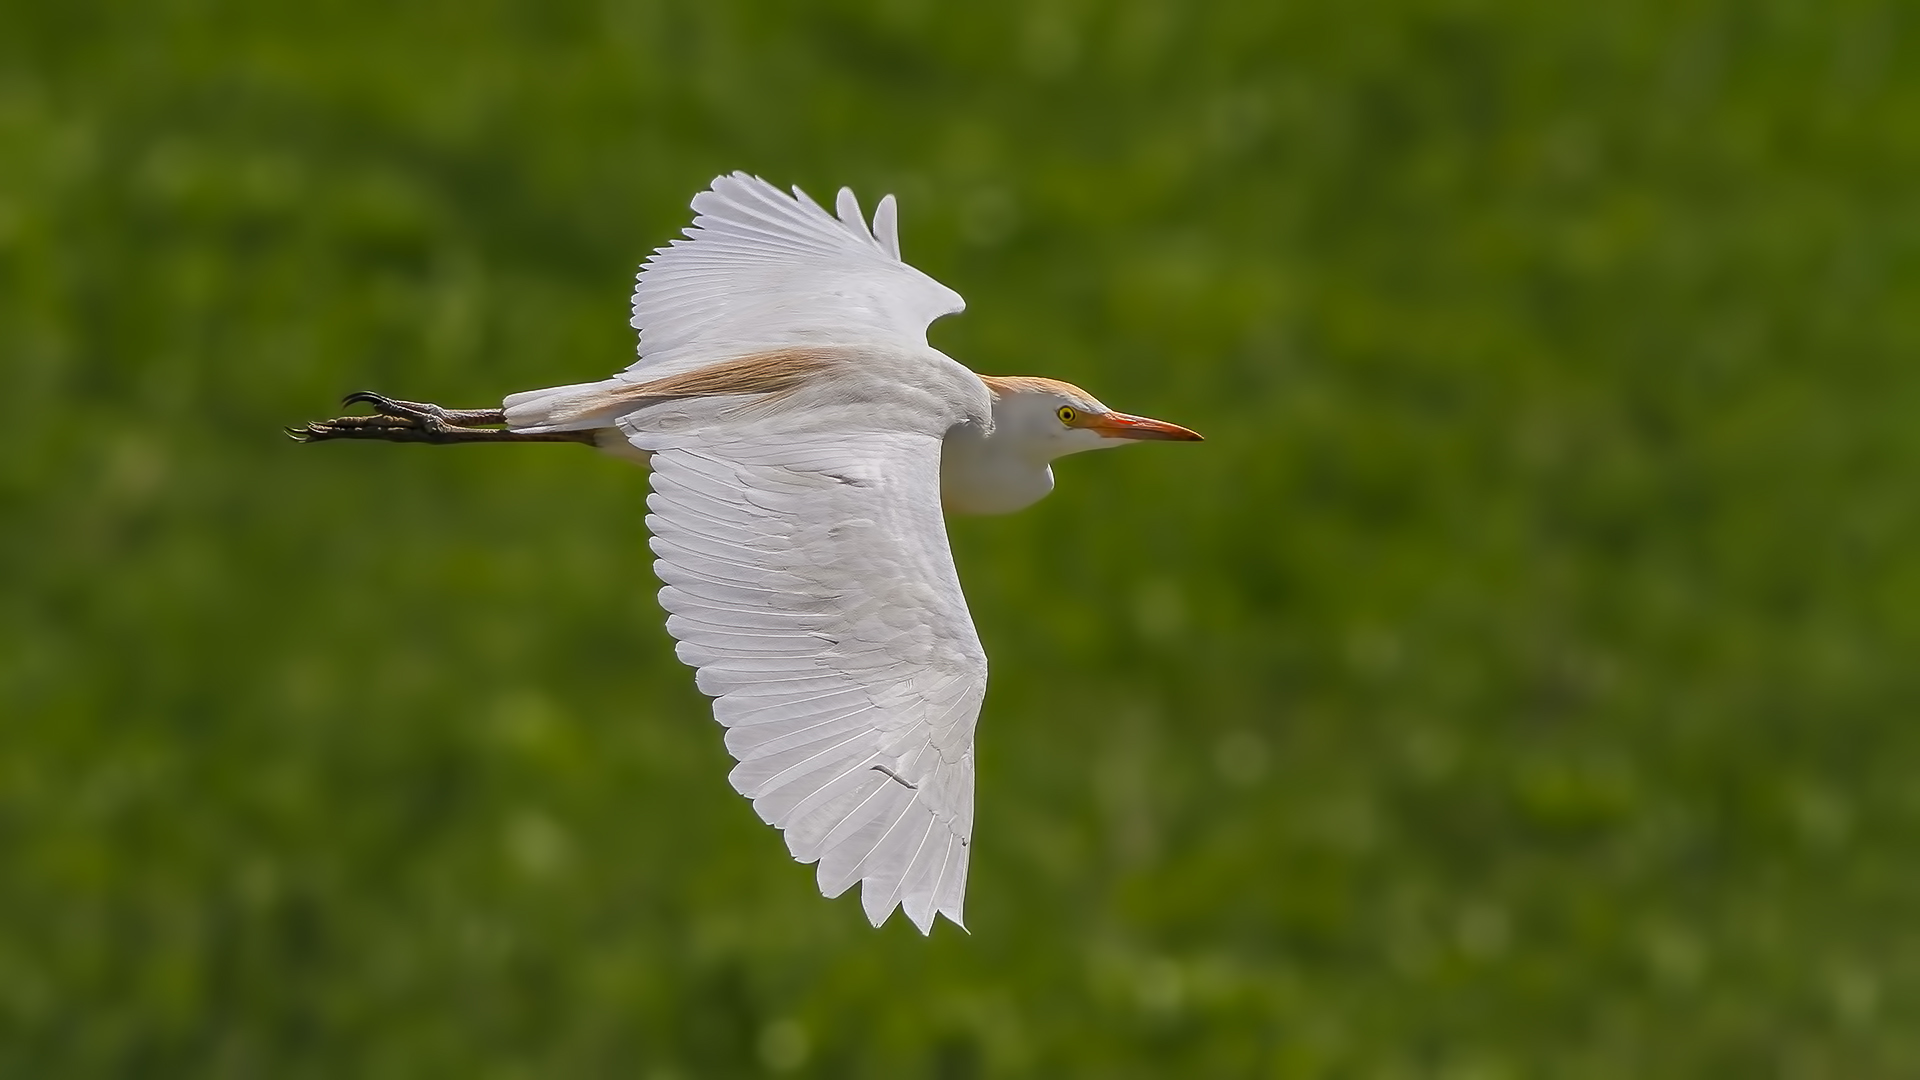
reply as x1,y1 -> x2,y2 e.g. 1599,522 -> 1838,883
626,172 -> 966,381
626,409 -> 987,934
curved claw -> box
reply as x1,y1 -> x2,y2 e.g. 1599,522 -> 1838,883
287,421 -> 346,442
342,390 -> 400,412
292,394 -> 517,445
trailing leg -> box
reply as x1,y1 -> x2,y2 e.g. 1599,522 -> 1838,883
287,391 -> 597,446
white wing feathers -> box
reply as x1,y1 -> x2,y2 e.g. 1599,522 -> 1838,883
550,174 -> 990,933
628,411 -> 987,933
625,172 -> 964,381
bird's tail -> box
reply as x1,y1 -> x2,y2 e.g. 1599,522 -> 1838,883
501,379 -> 638,433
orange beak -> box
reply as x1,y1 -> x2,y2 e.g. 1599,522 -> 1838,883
1082,411 -> 1204,442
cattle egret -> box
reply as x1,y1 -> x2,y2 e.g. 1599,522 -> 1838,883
291,172 -> 1202,933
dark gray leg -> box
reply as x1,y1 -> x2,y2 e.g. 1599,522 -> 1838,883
287,392 -> 597,446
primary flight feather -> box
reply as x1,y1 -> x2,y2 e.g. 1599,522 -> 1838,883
291,172 -> 1202,933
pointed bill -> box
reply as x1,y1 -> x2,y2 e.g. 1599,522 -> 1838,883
1082,411 -> 1204,441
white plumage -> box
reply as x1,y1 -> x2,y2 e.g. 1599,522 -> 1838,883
625,175 -> 965,382
617,177 -> 996,932
298,172 -> 1202,934
625,387 -> 990,932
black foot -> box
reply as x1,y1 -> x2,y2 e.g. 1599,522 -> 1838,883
285,414 -> 424,443
343,392 -> 506,427
287,393 -> 589,446
288,392 -> 504,444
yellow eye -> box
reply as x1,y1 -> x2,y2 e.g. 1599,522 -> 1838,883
1056,405 -> 1078,425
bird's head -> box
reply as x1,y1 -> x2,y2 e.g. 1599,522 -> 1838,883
979,375 -> 1203,462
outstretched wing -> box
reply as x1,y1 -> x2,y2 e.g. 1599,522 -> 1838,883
626,172 -> 965,381
625,403 -> 986,933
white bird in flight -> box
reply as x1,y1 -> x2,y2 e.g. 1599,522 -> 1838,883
293,172 -> 1201,933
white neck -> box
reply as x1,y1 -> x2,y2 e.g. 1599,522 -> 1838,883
940,419 -> 1055,515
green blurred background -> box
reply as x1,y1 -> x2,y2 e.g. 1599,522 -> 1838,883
5,0 -> 1918,1075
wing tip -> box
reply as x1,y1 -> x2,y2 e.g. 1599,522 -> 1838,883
859,899 -> 961,936
873,193 -> 901,259
858,896 -> 967,936
689,171 -> 898,258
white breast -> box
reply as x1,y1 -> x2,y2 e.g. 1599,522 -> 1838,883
939,420 -> 1056,515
